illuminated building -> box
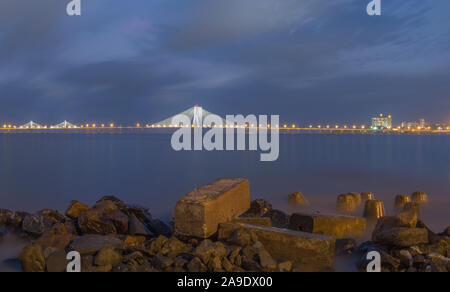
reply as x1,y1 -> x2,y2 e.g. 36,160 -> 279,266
371,114 -> 392,130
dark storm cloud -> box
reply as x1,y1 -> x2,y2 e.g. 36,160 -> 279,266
0,0 -> 449,125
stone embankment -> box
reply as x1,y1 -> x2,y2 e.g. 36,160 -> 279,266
0,179 -> 448,272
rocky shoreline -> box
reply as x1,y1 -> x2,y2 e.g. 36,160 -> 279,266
0,178 -> 449,272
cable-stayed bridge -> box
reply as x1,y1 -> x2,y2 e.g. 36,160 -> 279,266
0,105 -> 449,134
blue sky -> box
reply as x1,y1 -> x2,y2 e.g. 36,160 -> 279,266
0,0 -> 449,125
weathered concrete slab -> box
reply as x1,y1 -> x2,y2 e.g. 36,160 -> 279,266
218,222 -> 335,272
289,213 -> 366,239
174,178 -> 250,238
232,217 -> 272,227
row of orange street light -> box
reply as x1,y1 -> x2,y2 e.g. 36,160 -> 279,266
1,123 -> 450,131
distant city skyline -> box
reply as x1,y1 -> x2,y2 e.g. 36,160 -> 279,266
1,0 -> 450,124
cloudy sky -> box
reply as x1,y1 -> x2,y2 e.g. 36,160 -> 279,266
0,0 -> 449,125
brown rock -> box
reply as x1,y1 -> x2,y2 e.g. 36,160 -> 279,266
208,256 -> 223,272
96,196 -> 126,208
289,213 -> 366,239
106,209 -> 129,234
77,202 -> 130,235
129,213 -> 151,236
226,228 -> 258,247
374,228 -> 429,247
77,209 -> 117,235
278,261 -> 292,272
218,222 -> 335,272
46,249 -> 68,273
155,255 -> 174,270
124,235 -> 146,246
147,235 -> 169,255
69,235 -> 126,255
22,210 -> 62,237
222,257 -> 234,272
36,223 -> 75,255
372,211 -> 418,241
187,257 -> 207,272
258,248 -> 277,270
174,178 -> 250,238
19,245 -> 46,272
194,239 -> 227,264
288,191 -> 310,206
159,236 -> 191,258
95,248 -> 122,267
65,201 -> 90,219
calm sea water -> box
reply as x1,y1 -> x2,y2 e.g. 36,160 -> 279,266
0,132 -> 449,231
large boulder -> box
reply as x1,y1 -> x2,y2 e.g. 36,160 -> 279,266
128,213 -> 152,236
288,192 -> 310,207
36,222 -> 76,257
77,201 -> 129,235
77,209 -> 117,235
19,245 -> 46,272
372,211 -> 418,241
46,249 -> 69,273
373,228 -> 429,247
289,213 -> 366,239
69,235 -> 126,255
65,201 -> 90,219
219,222 -> 335,272
148,219 -> 171,237
22,210 -> 63,236
96,196 -> 126,209
174,178 -> 250,238
123,205 -> 152,225
94,248 -> 123,267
